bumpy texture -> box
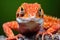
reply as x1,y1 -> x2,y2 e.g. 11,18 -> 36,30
3,3 -> 60,40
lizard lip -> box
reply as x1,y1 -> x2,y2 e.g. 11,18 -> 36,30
16,17 -> 43,24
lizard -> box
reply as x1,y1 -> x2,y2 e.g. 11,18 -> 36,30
3,3 -> 60,40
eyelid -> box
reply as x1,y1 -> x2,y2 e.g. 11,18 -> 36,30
19,7 -> 25,17
38,9 -> 42,17
20,7 -> 25,14
38,9 -> 41,14
21,7 -> 24,11
38,8 -> 41,13
39,9 -> 41,12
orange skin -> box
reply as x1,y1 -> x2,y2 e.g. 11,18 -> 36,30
3,3 -> 60,40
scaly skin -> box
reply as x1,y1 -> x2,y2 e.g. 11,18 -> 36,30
3,3 -> 60,40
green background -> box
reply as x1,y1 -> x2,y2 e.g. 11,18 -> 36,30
0,0 -> 60,35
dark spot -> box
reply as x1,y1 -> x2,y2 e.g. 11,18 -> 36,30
20,13 -> 24,17
20,7 -> 24,17
38,9 -> 41,17
39,9 -> 41,12
17,13 -> 19,17
21,7 -> 24,11
54,36 -> 59,40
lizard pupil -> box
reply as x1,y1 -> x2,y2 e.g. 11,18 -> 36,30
21,7 -> 24,11
39,9 -> 41,12
38,9 -> 41,16
20,7 -> 24,17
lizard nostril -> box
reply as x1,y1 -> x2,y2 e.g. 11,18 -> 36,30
17,13 -> 19,17
20,13 -> 24,17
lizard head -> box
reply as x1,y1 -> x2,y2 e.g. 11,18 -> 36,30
16,3 -> 44,24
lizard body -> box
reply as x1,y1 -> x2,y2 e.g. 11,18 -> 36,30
3,3 -> 60,40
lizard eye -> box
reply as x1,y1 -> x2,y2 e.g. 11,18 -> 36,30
21,7 -> 24,11
20,7 -> 24,17
38,9 -> 41,17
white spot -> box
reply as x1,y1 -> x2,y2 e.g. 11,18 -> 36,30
38,18 -> 44,26
16,18 -> 30,23
0,35 -> 6,40
16,18 -> 22,23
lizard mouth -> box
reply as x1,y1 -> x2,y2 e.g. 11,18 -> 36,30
17,17 -> 44,33
16,17 -> 44,25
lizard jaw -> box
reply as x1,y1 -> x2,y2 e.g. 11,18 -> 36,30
16,17 -> 44,26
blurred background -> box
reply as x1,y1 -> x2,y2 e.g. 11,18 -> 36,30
0,0 -> 60,35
